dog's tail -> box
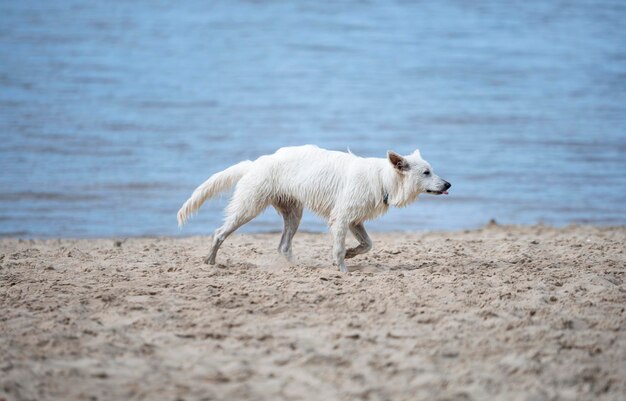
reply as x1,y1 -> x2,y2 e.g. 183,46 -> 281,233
177,160 -> 253,227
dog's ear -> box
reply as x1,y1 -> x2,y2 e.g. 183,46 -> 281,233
388,151 -> 409,172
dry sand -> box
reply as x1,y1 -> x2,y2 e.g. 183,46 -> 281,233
1,224 -> 625,401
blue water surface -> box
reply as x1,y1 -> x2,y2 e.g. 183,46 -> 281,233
0,0 -> 625,237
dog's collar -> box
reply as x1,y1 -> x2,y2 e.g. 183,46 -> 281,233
383,192 -> 389,206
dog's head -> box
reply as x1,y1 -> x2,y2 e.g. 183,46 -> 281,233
388,149 -> 451,197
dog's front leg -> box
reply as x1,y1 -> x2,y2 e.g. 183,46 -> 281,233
330,220 -> 349,272
345,223 -> 372,259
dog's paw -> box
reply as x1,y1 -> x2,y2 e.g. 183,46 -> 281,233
344,248 -> 358,259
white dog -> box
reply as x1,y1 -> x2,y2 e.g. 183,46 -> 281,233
177,145 -> 450,272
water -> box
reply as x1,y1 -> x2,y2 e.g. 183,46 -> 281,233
1,0 -> 625,238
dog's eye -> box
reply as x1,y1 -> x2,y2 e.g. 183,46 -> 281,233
423,170 -> 430,176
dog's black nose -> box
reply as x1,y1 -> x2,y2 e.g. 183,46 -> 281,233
443,181 -> 451,190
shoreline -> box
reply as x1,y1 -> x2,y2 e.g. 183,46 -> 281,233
2,224 -> 625,400
2,221 -> 625,241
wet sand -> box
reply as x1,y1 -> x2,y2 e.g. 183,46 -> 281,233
1,224 -> 625,401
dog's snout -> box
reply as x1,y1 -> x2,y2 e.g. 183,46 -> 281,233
443,181 -> 451,190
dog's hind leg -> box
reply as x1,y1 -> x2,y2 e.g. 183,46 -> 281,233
274,201 -> 303,261
204,186 -> 269,265
345,223 -> 372,259
204,219 -> 243,265
330,219 -> 349,273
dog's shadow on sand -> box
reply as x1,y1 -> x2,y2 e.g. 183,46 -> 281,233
347,263 -> 420,273
249,254 -> 418,274
292,259 -> 418,273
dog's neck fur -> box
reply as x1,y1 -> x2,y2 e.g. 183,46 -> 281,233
380,163 -> 420,208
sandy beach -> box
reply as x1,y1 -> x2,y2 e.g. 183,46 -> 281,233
1,223 -> 625,401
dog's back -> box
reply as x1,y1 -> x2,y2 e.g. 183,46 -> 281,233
242,145 -> 383,219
